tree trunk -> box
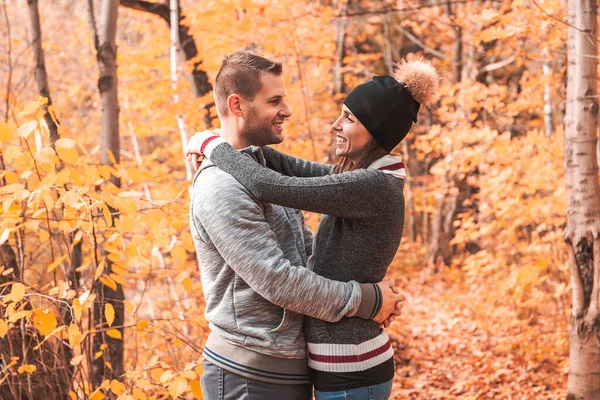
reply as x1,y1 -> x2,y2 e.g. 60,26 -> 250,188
27,0 -> 59,146
564,1 -> 600,398
543,48 -> 554,137
444,2 -> 462,83
88,0 -> 125,388
170,0 -> 194,180
382,16 -> 416,241
326,0 -> 348,163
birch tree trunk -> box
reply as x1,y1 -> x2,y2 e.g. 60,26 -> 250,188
564,1 -> 600,398
543,48 -> 554,137
88,0 -> 125,388
170,0 -> 193,180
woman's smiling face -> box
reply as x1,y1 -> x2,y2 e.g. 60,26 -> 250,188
332,104 -> 373,160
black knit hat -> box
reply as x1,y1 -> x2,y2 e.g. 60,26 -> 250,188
343,60 -> 440,152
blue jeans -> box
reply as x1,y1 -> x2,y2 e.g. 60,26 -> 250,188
314,380 -> 393,400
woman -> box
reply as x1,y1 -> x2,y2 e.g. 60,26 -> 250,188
188,59 -> 439,399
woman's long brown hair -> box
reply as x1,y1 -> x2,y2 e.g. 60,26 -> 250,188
332,138 -> 389,174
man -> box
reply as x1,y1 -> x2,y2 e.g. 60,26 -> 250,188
189,52 -> 403,400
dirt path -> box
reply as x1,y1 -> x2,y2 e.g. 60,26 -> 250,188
387,274 -> 566,399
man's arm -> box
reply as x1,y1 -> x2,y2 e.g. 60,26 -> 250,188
192,170 -> 381,322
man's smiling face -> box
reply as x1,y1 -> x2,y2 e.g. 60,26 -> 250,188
240,72 -> 292,147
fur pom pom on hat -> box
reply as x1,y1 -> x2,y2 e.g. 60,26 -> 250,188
344,58 -> 440,152
393,59 -> 440,108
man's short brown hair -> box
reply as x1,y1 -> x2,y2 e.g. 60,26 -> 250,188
214,51 -> 283,116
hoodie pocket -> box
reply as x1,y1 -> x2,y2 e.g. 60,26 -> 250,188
269,309 -> 303,344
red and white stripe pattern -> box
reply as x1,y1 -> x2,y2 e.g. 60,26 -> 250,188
189,131 -> 225,159
368,155 -> 406,179
307,331 -> 394,373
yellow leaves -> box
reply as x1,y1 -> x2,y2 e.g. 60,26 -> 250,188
9,310 -> 31,323
190,379 -> 202,399
54,138 -> 79,164
136,320 -> 148,332
14,189 -> 31,201
68,324 -> 83,347
106,328 -> 122,339
94,258 -> 106,281
135,379 -> 153,390
6,282 -> 25,303
0,229 -> 9,246
102,202 -> 113,227
183,277 -> 192,293
70,354 -> 85,366
105,303 -> 115,327
33,308 -> 57,336
17,120 -> 38,139
18,364 -> 36,374
47,255 -> 68,273
0,121 -> 15,144
73,299 -> 83,322
89,389 -> 105,400
168,377 -> 188,398
159,369 -> 173,383
99,275 -> 118,291
110,379 -> 126,395
0,319 -> 8,338
0,183 -> 25,196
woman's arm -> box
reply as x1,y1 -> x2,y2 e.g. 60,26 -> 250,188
201,136 -> 400,220
261,146 -> 334,177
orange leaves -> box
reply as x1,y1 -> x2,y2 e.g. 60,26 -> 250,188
106,329 -> 122,340
5,282 -> 25,303
67,324 -> 82,348
33,308 -> 57,336
0,319 -> 8,338
105,303 -> 115,327
54,138 -> 79,164
0,121 -> 15,144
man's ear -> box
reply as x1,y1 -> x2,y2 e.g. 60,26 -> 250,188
227,94 -> 243,117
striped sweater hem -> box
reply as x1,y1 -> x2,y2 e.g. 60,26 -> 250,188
203,333 -> 310,385
307,331 -> 393,373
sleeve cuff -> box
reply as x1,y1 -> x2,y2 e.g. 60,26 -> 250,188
202,136 -> 226,158
354,283 -> 382,319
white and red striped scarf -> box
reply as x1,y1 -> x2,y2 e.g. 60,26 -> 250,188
367,155 -> 406,179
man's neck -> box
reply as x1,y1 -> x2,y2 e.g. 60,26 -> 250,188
219,122 -> 251,150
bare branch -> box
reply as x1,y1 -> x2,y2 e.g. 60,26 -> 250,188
394,24 -> 453,62
120,0 -> 170,23
481,55 -> 516,73
86,0 -> 99,52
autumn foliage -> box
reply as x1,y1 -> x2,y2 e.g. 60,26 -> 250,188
0,0 -> 574,398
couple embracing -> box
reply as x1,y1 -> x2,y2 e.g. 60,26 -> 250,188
187,51 -> 440,400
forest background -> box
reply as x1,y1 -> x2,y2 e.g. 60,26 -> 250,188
0,0 -> 583,399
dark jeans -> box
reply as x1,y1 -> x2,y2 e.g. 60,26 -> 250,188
201,360 -> 313,400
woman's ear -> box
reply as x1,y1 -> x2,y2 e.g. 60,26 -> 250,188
227,94 -> 243,117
